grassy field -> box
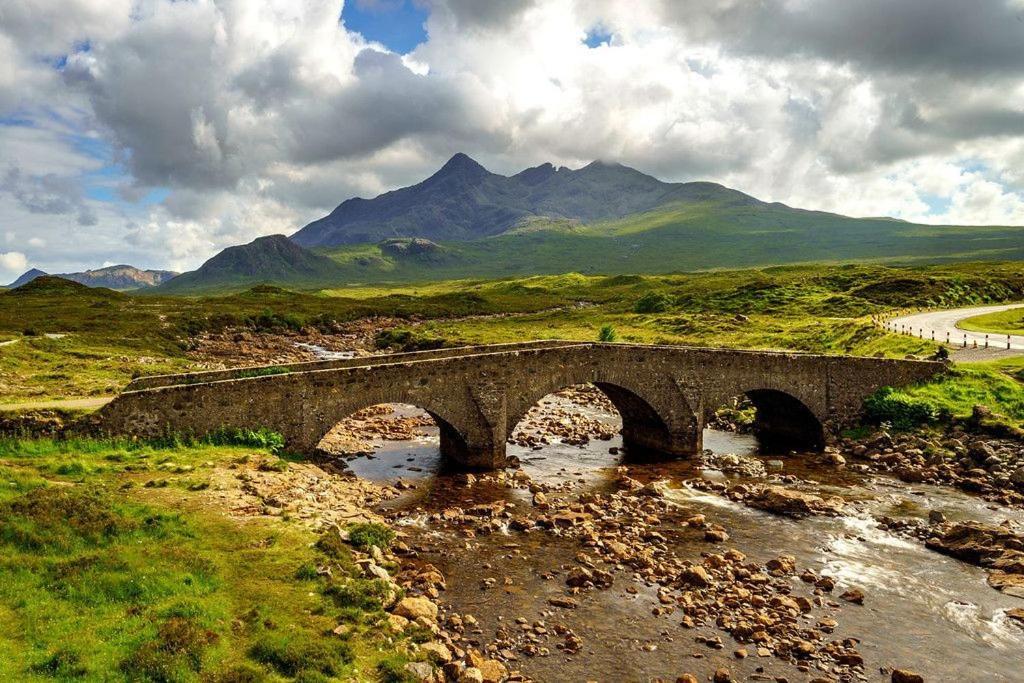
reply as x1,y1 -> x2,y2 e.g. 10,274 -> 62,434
0,435 -> 423,682
958,306 -> 1024,335
4,263 -> 1024,403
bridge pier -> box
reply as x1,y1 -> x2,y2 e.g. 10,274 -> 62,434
620,420 -> 702,460
439,429 -> 508,470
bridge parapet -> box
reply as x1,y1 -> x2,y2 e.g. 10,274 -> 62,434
99,342 -> 946,470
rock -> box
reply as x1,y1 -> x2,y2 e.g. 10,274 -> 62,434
746,485 -> 845,517
477,659 -> 508,683
1010,467 -> 1024,485
548,596 -> 579,609
891,670 -> 924,683
640,480 -> 670,497
988,571 -> 1024,598
680,565 -> 712,587
404,661 -> 436,682
566,566 -> 594,587
387,613 -> 410,631
458,667 -> 484,683
420,641 -> 453,663
840,588 -> 865,604
676,676 -> 699,683
1006,607 -> 1024,627
713,668 -> 733,683
824,452 -> 846,467
704,528 -> 729,543
393,597 -> 438,622
928,510 -> 946,524
766,555 -> 796,575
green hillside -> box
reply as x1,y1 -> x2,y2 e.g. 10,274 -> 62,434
316,200 -> 1024,286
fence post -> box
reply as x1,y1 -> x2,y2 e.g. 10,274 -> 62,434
985,334 -> 989,349
963,334 -> 967,348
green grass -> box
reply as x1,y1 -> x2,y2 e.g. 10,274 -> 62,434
0,438 -> 421,682
4,261 -> 1024,402
958,305 -> 1024,335
865,360 -> 1024,431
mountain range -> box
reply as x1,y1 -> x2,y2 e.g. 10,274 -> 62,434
7,265 -> 178,290
151,154 -> 1024,293
291,152 -> 758,247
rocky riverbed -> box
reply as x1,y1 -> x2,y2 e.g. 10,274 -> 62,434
301,388 -> 1022,682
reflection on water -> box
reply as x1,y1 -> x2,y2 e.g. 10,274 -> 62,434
339,398 -> 1024,682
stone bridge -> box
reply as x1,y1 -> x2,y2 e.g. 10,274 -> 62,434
97,341 -> 945,469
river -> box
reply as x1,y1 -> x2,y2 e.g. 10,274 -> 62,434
342,396 -> 1024,682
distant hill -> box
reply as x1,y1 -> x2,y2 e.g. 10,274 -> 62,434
157,234 -> 349,294
7,265 -> 177,290
7,268 -> 47,288
8,275 -> 121,297
291,153 -> 759,248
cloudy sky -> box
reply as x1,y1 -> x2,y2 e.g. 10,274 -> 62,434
2,0 -> 1024,279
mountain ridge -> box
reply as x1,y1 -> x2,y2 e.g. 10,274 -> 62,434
291,154 -> 761,248
6,265 -> 178,290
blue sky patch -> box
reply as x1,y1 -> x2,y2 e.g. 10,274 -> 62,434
584,25 -> 613,48
341,0 -> 429,54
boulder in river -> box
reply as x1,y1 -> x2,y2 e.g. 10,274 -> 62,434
743,485 -> 846,517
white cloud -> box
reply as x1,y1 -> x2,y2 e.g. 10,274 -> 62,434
0,0 -> 1023,273
0,251 -> 28,277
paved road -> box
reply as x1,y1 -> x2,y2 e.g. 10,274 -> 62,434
0,396 -> 112,412
886,303 -> 1024,353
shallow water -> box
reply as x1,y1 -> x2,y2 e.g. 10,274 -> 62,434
343,398 -> 1024,682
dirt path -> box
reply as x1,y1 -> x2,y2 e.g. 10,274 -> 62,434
0,396 -> 112,412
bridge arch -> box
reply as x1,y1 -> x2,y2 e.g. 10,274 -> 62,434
507,371 -> 700,459
294,382 -> 500,468
706,385 -> 826,451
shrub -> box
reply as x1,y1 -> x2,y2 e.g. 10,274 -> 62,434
120,617 -> 218,681
864,386 -> 938,430
597,324 -> 617,342
347,522 -> 395,550
633,291 -> 674,313
0,486 -> 134,551
249,634 -> 352,678
323,578 -> 395,612
30,649 -> 87,678
315,529 -> 352,560
377,656 -> 419,683
374,329 -> 447,352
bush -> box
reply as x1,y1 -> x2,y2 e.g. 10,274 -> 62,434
315,529 -> 352,560
249,634 -> 352,678
347,522 -> 395,550
30,649 -> 87,678
120,617 -> 218,681
864,386 -> 939,430
597,324 -> 617,342
0,486 -> 134,551
377,656 -> 419,683
374,329 -> 447,352
633,291 -> 674,313
324,578 -> 395,612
